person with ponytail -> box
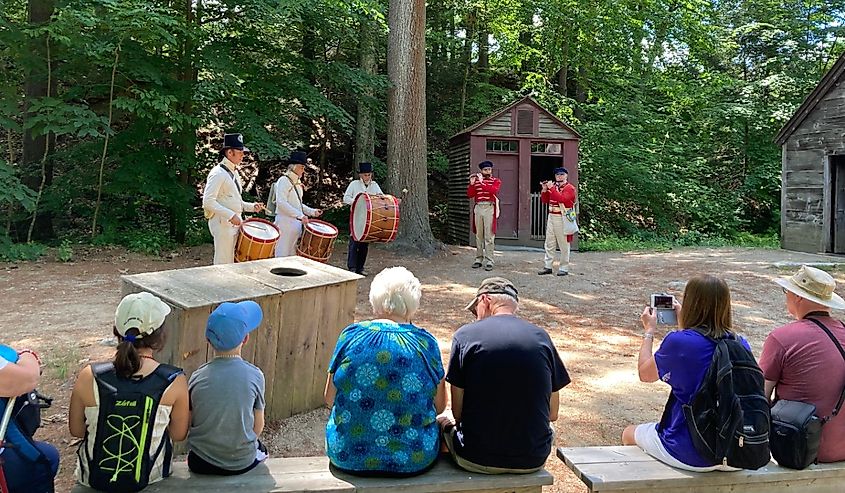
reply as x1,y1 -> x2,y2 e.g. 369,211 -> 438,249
69,293 -> 189,491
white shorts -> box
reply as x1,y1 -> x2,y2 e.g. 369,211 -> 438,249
634,423 -> 739,472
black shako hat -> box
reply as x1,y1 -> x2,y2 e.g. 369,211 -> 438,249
221,133 -> 250,152
358,162 -> 373,173
288,151 -> 308,165
479,160 -> 493,169
554,167 -> 568,175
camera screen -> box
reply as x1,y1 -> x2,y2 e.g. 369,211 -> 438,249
654,295 -> 674,309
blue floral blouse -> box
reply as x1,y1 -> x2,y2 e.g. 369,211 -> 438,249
326,320 -> 445,474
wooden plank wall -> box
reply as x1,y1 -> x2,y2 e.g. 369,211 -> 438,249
537,113 -> 577,139
782,79 -> 845,252
447,138 -> 472,245
474,111 -> 513,136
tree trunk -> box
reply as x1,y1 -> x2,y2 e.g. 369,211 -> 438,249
458,11 -> 476,126
556,35 -> 569,96
477,27 -> 488,70
171,0 -> 198,243
355,18 -> 377,166
573,65 -> 588,121
387,0 -> 438,254
21,0 -> 55,241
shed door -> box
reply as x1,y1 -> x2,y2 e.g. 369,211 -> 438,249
833,156 -> 845,253
493,156 -> 519,238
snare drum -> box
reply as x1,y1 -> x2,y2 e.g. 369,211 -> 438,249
296,220 -> 339,263
235,218 -> 280,262
350,194 -> 399,243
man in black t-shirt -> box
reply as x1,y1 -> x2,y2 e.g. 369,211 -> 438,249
439,277 -> 570,473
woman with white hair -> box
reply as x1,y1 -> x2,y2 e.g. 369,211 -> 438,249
274,150 -> 322,257
324,267 -> 446,476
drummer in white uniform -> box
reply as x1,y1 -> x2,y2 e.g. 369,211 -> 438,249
342,162 -> 383,275
202,133 -> 264,265
274,151 -> 323,257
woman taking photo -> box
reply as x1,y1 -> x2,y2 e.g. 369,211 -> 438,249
324,267 -> 446,476
621,275 -> 756,472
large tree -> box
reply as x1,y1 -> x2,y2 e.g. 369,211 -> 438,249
386,0 -> 438,254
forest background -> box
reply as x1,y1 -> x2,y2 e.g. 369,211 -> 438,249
1,0 -> 844,260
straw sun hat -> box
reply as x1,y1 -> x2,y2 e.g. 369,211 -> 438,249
774,265 -> 845,310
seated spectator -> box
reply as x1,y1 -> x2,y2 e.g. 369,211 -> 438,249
760,265 -> 845,463
70,292 -> 190,491
622,275 -> 751,471
324,267 -> 445,476
0,344 -> 59,493
439,277 -> 570,474
188,301 -> 267,475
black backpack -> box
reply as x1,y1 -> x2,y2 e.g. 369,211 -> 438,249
76,362 -> 182,493
680,329 -> 771,469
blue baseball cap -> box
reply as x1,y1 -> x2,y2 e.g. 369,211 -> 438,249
206,301 -> 263,351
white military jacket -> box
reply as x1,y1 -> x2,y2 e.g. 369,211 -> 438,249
275,171 -> 317,219
202,158 -> 257,220
342,179 -> 383,206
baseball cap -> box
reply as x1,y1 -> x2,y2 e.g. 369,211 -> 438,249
115,292 -> 172,337
465,277 -> 519,314
205,301 -> 263,351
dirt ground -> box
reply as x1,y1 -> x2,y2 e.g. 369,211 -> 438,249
3,242 -> 845,492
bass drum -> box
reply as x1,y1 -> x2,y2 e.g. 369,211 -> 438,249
350,194 -> 399,243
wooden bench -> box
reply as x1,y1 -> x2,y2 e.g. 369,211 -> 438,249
71,456 -> 553,493
558,446 -> 845,493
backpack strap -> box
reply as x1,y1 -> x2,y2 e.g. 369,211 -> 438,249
804,317 -> 845,421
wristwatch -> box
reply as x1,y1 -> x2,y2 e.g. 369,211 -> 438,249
643,333 -> 655,340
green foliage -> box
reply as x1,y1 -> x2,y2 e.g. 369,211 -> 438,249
56,239 -> 74,262
0,0 -> 842,250
579,232 -> 780,252
0,160 -> 36,212
0,236 -> 46,262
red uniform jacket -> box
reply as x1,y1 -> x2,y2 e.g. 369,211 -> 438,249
467,176 -> 502,234
541,182 -> 576,243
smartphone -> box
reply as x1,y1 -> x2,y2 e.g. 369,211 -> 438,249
650,294 -> 677,325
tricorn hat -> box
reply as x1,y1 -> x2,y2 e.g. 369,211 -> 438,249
358,162 -> 373,173
288,151 -> 308,165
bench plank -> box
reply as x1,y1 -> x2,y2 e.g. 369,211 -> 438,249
71,456 -> 553,493
558,446 -> 845,493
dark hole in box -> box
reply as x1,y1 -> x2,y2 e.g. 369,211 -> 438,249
270,267 -> 307,277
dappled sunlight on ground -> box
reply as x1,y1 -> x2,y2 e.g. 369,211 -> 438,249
4,244 -> 845,492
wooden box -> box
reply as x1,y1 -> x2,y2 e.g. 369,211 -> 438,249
121,257 -> 360,420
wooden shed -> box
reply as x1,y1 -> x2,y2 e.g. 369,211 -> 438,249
774,51 -> 845,253
446,96 -> 581,247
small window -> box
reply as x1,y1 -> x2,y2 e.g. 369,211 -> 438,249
517,109 -> 534,135
486,140 -> 518,152
531,142 -> 562,154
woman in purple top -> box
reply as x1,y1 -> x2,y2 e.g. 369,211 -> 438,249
621,275 -> 750,472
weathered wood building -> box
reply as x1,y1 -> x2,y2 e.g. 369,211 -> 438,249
775,51 -> 845,253
446,96 -> 581,247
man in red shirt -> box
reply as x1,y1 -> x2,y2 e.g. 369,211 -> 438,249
759,265 -> 845,463
538,167 -> 577,276
467,160 -> 501,271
